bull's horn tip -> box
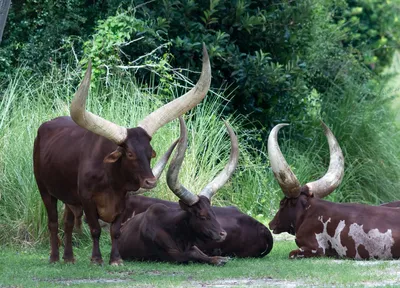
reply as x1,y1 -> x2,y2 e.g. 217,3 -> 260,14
202,43 -> 209,60
319,121 -> 332,135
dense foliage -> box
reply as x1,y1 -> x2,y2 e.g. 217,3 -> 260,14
2,0 -> 399,129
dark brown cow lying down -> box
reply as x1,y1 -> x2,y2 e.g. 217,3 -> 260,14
33,45 -> 211,265
121,195 -> 273,258
118,118 -> 239,265
268,122 -> 400,259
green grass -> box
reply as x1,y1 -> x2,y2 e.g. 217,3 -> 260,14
1,240 -> 400,287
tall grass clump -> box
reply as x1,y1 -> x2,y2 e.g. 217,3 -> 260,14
0,66 -> 277,245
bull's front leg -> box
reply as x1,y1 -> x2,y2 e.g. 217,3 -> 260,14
81,200 -> 103,264
109,213 -> 124,266
289,247 -> 324,259
187,246 -> 229,266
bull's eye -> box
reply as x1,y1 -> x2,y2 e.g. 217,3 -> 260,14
126,151 -> 136,159
200,216 -> 207,220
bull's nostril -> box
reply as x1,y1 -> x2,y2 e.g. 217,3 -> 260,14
220,231 -> 227,237
144,178 -> 157,187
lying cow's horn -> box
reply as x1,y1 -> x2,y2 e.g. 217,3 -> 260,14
199,121 -> 239,200
128,135 -> 180,195
138,43 -> 211,137
305,121 -> 344,198
166,117 -> 200,206
267,124 -> 301,198
70,60 -> 128,145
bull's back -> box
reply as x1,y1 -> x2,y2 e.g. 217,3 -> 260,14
303,200 -> 400,259
34,116 -> 86,204
201,207 -> 273,257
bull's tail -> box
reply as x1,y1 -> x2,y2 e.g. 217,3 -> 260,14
259,226 -> 274,257
74,214 -> 83,233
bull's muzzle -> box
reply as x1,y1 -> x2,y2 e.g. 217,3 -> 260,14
142,177 -> 157,189
216,230 -> 227,242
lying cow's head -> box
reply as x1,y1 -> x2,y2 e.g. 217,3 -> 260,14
267,122 -> 344,235
179,196 -> 226,242
69,44 -> 211,190
166,118 -> 239,243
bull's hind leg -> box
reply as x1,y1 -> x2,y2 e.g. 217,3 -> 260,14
81,200 -> 103,264
38,188 -> 60,263
63,205 -> 75,263
289,247 -> 324,259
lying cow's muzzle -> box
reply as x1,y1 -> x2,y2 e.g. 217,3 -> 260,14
216,230 -> 227,243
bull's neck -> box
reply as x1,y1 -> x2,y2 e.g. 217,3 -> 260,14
174,211 -> 197,241
105,161 -> 140,193
294,195 -> 317,235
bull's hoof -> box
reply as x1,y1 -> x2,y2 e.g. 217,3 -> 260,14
110,258 -> 124,266
49,255 -> 60,263
63,257 -> 76,264
90,257 -> 104,265
211,256 -> 229,266
289,249 -> 303,259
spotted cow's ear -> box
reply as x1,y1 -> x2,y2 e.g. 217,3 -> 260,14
104,149 -> 123,163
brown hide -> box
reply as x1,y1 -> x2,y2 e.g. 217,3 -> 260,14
269,192 -> 400,259
380,201 -> 400,208
118,196 -> 229,265
33,116 -> 157,264
121,195 -> 273,258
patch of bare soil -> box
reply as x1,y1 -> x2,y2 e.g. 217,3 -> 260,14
52,278 -> 128,285
191,278 -> 300,288
273,233 -> 295,242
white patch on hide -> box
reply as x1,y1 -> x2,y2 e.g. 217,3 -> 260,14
315,216 -> 347,257
348,223 -> 394,260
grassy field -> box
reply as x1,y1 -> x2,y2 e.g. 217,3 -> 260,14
1,236 -> 400,288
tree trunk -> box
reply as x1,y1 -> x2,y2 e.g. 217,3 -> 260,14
0,0 -> 11,43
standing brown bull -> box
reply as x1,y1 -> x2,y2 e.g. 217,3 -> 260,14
117,118 -> 238,265
268,122 -> 400,259
33,45 -> 211,265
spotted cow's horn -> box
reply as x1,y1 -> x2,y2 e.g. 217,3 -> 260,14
305,121 -> 344,198
70,60 -> 128,145
267,124 -> 301,198
138,43 -> 211,137
166,117 -> 200,206
199,121 -> 239,200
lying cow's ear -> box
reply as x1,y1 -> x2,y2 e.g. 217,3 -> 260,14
104,149 -> 123,163
151,149 -> 156,159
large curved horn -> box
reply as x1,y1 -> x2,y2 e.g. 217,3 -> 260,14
128,138 -> 179,195
305,121 -> 344,198
267,124 -> 301,198
138,43 -> 211,137
166,117 -> 199,206
199,122 -> 239,200
70,61 -> 128,145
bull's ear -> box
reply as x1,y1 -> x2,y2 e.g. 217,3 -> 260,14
151,149 -> 156,159
104,149 -> 123,163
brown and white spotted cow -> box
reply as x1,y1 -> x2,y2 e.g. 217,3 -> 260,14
268,122 -> 400,260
